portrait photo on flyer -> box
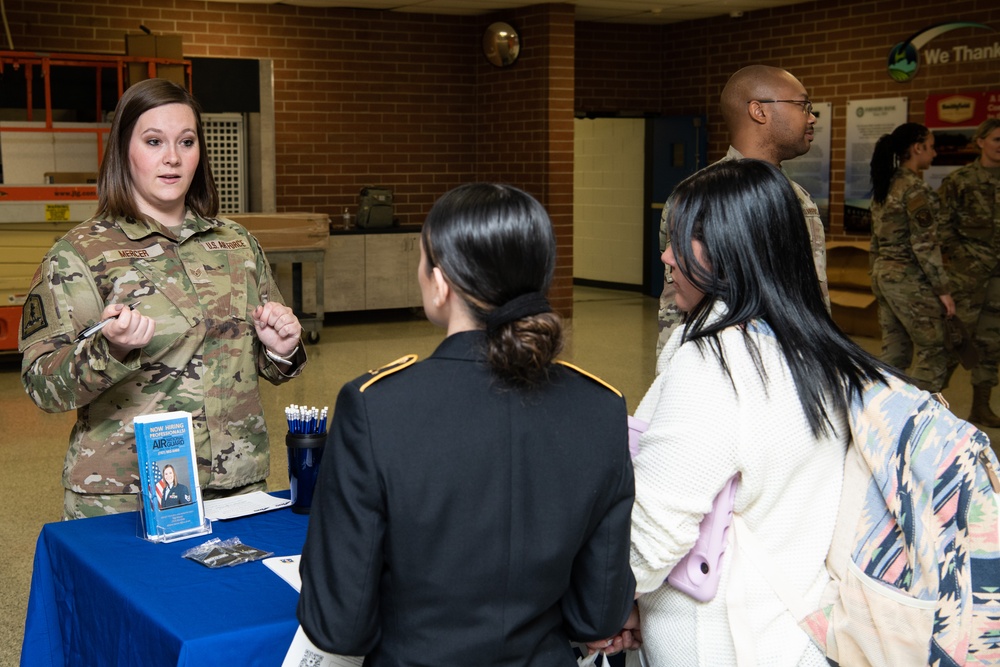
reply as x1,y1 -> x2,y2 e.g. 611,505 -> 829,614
134,411 -> 210,543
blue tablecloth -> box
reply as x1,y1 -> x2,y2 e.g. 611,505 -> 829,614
21,498 -> 309,667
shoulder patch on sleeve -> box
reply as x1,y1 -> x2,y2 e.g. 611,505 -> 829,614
905,190 -> 929,215
359,354 -> 419,393
21,293 -> 48,339
555,360 -> 623,397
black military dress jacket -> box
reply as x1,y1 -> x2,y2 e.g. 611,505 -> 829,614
298,330 -> 636,666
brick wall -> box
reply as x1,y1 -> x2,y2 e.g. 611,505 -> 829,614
1,0 -> 577,313
475,4 -> 576,313
4,0 -> 998,313
575,22 -> 665,115
2,1 -> 483,223
576,0 -> 1000,240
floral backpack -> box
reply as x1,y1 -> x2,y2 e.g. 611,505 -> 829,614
736,375 -> 1000,666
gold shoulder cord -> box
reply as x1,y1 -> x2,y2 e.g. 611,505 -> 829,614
359,354 -> 419,393
555,360 -> 623,397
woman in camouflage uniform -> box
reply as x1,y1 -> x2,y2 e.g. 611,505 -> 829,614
18,79 -> 306,519
869,122 -> 954,393
939,119 -> 1000,427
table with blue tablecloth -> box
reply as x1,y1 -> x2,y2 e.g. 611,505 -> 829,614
21,497 -> 308,667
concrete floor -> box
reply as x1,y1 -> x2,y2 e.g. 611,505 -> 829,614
0,285 -> 996,666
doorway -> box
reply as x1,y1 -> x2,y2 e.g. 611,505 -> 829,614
644,115 -> 708,297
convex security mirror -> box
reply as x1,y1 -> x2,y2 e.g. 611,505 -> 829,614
482,22 -> 520,67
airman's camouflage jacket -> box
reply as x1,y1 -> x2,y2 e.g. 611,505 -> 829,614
870,167 -> 950,296
19,211 -> 306,495
938,159 -> 1000,269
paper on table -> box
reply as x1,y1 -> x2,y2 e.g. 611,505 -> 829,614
263,554 -> 302,591
203,491 -> 292,521
281,626 -> 364,667
267,556 -> 365,667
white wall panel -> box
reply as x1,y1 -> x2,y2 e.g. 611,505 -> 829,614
573,117 -> 644,285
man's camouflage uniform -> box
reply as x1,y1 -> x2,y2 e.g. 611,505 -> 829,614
939,160 -> 1000,389
19,210 -> 306,517
870,168 -> 951,393
655,147 -> 829,356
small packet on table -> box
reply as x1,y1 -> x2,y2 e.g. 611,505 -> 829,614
182,537 -> 274,568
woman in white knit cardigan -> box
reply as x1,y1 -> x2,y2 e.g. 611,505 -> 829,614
616,159 -> 895,665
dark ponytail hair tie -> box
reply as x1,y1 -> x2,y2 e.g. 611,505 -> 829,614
485,292 -> 551,335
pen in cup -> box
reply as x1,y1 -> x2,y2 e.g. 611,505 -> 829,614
75,301 -> 142,342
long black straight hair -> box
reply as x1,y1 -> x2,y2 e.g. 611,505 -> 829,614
668,159 -> 893,435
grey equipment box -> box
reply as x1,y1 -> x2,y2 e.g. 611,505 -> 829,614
357,186 -> 394,228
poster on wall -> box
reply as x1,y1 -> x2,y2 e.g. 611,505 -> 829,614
924,91 -> 1000,190
784,102 -> 832,227
843,97 -> 908,233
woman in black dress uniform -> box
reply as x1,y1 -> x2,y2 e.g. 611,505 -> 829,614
298,183 -> 636,666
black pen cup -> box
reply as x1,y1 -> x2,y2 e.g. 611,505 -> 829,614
286,432 -> 325,514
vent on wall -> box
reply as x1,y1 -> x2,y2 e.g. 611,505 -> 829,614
203,113 -> 246,214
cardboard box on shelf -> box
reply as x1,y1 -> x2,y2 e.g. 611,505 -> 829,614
125,33 -> 185,86
227,213 -> 330,251
827,241 -> 880,339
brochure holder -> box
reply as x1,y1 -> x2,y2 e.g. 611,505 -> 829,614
136,492 -> 212,544
134,411 -> 212,543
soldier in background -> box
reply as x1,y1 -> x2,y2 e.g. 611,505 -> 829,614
655,65 -> 828,357
939,118 -> 1000,427
869,122 -> 954,394
19,78 -> 306,519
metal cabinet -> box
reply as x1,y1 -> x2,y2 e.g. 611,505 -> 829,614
364,233 -> 421,310
300,231 -> 422,314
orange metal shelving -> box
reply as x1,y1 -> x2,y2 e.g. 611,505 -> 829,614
0,50 -> 193,164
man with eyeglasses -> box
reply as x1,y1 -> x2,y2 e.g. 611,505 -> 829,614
655,65 -> 828,357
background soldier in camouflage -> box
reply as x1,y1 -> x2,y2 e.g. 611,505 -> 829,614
939,118 -> 1000,426
656,65 -> 828,357
19,79 -> 306,519
869,123 -> 954,394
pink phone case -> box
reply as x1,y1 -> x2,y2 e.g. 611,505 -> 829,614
626,415 -> 647,459
665,474 -> 738,602
626,414 -> 738,602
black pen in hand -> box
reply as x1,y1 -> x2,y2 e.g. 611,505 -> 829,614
74,301 -> 142,342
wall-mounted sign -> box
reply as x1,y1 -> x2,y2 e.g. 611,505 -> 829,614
924,90 -> 1000,190
887,22 -> 995,82
843,98 -> 908,233
926,91 -> 1000,129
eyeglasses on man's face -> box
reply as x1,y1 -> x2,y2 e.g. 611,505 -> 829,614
752,99 -> 814,116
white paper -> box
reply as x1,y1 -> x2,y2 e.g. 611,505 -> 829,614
203,491 -> 292,521
267,556 -> 366,667
263,554 -> 302,591
281,626 -> 364,667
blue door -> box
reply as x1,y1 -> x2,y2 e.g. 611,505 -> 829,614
644,116 -> 708,297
